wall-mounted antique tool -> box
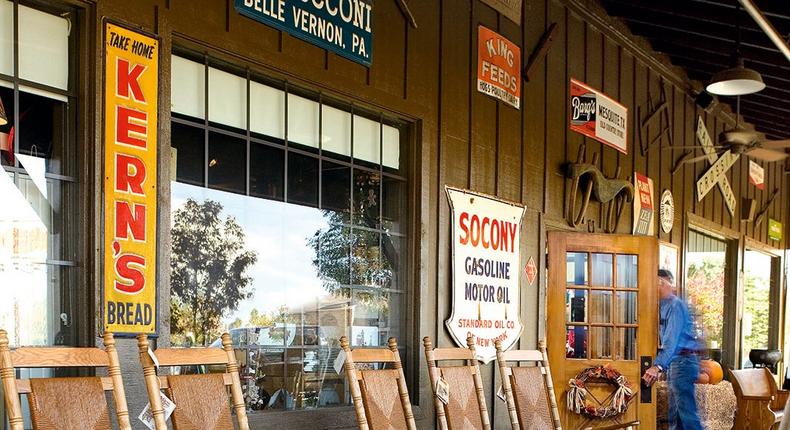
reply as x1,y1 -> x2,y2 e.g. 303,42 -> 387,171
566,144 -> 634,233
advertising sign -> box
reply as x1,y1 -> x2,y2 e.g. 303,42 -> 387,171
235,0 -> 373,67
749,160 -> 765,190
477,25 -> 521,109
103,23 -> 158,335
446,187 -> 526,363
632,173 -> 654,236
480,0 -> 522,25
570,78 -> 628,154
769,218 -> 783,242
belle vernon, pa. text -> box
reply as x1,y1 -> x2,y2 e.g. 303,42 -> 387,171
458,212 -> 518,347
105,29 -> 155,328
244,0 -> 371,58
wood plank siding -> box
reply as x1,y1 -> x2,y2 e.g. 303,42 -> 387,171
86,0 -> 789,428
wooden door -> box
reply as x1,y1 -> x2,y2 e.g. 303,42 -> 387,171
547,232 -> 657,430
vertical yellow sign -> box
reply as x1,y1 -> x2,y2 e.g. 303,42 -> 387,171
103,23 -> 158,334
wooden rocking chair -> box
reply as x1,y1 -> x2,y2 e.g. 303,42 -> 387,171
137,333 -> 249,430
0,330 -> 132,430
495,339 -> 640,430
423,335 -> 492,430
340,336 -> 417,430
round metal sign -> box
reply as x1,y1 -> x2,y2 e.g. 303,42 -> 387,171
660,190 -> 674,233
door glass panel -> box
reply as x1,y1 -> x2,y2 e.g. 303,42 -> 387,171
566,289 -> 588,323
566,252 -> 588,285
617,328 -> 637,361
616,291 -> 637,324
590,327 -> 612,359
617,254 -> 638,289
566,326 -> 587,359
591,253 -> 613,287
590,290 -> 612,323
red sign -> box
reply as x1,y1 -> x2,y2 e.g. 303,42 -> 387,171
525,256 -> 537,286
749,160 -> 765,190
632,172 -> 654,236
477,26 -> 521,109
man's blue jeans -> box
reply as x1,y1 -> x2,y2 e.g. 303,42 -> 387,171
667,355 -> 703,430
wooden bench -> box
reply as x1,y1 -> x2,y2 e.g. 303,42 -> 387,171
729,367 -> 788,430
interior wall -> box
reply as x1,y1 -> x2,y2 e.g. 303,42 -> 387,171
87,0 -> 790,428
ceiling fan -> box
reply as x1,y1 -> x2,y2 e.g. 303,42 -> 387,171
667,96 -> 790,164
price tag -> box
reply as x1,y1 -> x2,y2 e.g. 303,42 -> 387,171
496,385 -> 506,402
138,392 -> 176,430
436,377 -> 450,405
333,350 -> 346,374
147,348 -> 160,369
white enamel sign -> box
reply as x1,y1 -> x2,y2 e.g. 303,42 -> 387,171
446,187 -> 526,363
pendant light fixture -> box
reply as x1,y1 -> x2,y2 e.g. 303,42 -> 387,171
706,3 -> 765,96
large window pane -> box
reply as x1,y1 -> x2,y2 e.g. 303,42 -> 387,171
19,5 -> 69,90
208,131 -> 246,195
686,230 -> 726,350
321,161 -> 350,218
742,250 -> 773,368
353,169 -> 380,228
321,105 -> 351,158
250,142 -> 284,200
287,153 -> 318,207
0,0 -> 12,77
171,122 -> 204,186
250,81 -> 284,140
288,94 -> 319,150
209,67 -> 247,132
353,115 -> 380,166
382,176 -> 405,233
171,56 -> 205,120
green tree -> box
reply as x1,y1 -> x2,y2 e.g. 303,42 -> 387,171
170,198 -> 258,346
743,272 -> 770,352
686,258 -> 725,347
229,318 -> 243,330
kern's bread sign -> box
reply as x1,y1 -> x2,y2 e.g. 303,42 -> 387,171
446,187 -> 526,363
103,23 -> 159,335
570,78 -> 628,154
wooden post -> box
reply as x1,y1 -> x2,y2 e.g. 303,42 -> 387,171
467,335 -> 492,430
222,333 -> 250,430
340,336 -> 369,430
495,340 -> 520,430
0,330 -> 23,430
104,332 -> 132,430
389,337 -> 417,430
423,336 -> 448,430
137,334 -> 167,430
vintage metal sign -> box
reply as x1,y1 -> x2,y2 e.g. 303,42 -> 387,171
659,189 -> 674,234
570,78 -> 628,154
749,160 -> 765,190
524,256 -> 537,287
696,117 -> 736,215
768,218 -> 783,241
235,0 -> 373,67
480,0 -> 522,25
446,187 -> 525,363
632,173 -> 654,236
477,26 -> 521,109
103,23 -> 158,335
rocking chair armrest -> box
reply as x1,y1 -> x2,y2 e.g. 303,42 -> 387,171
773,390 -> 790,409
582,420 -> 640,430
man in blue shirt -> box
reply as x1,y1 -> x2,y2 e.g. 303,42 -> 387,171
642,269 -> 702,430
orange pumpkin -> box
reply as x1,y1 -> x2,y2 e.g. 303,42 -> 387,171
696,372 -> 710,384
700,360 -> 724,384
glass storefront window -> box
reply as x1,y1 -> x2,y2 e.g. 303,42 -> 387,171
169,54 -> 408,412
741,250 -> 773,368
685,230 -> 727,351
0,1 -> 77,349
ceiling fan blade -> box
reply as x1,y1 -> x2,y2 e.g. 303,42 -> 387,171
680,153 -> 719,165
761,139 -> 790,150
662,145 -> 728,150
745,147 -> 789,162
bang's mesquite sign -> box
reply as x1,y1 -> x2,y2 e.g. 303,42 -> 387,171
446,187 -> 525,363
103,23 -> 158,335
570,78 -> 628,154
